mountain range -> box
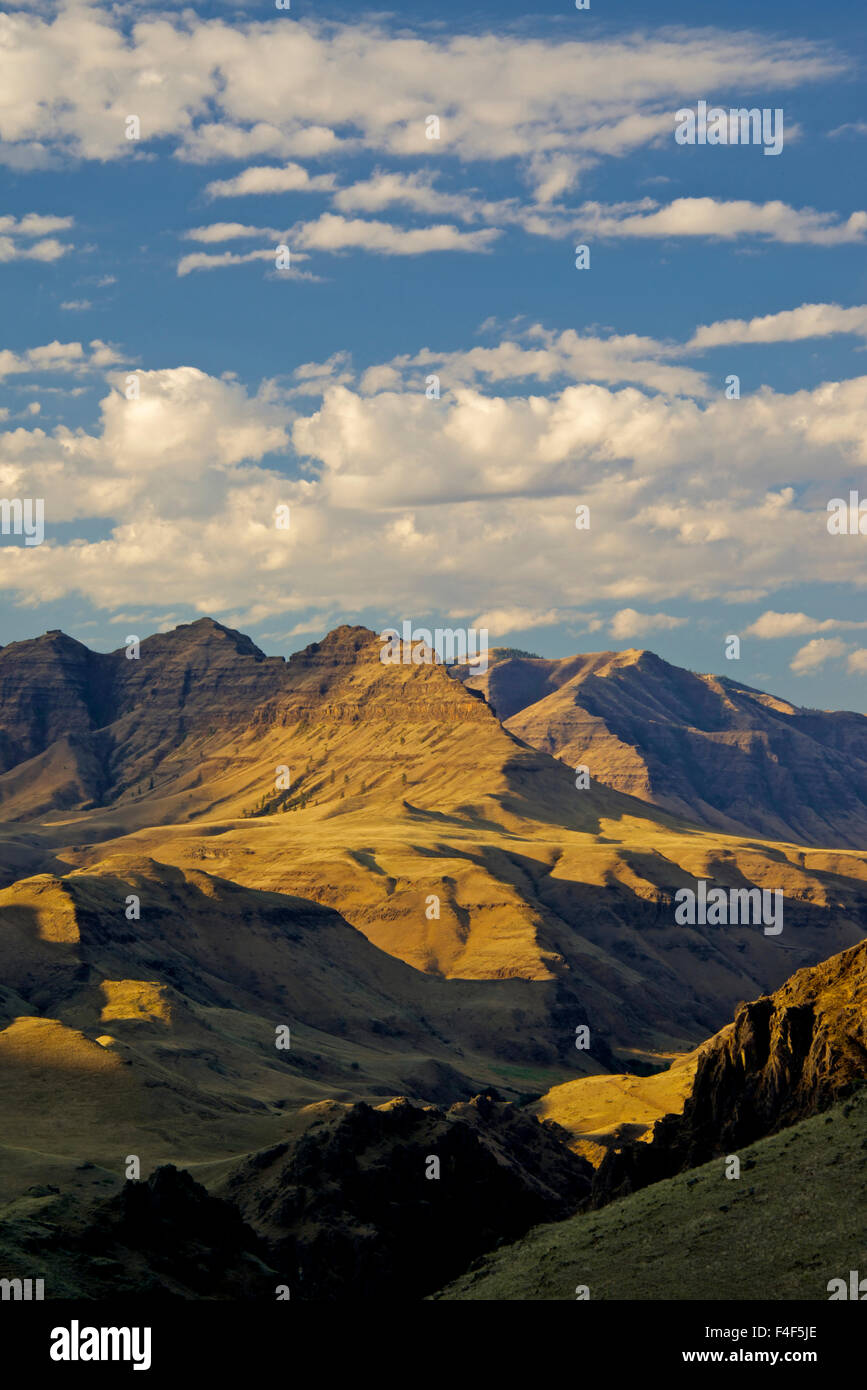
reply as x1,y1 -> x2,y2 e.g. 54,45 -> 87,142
1,617 -> 866,1298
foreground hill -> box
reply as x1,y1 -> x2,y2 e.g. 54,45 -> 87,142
455,647 -> 867,848
217,1091 -> 592,1300
0,1095 -> 592,1300
436,937 -> 867,1300
432,1083 -> 867,1300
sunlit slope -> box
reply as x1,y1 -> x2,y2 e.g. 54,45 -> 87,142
0,859 -> 582,1198
528,1042 -> 717,1164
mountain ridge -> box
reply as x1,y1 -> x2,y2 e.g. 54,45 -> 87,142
455,646 -> 867,847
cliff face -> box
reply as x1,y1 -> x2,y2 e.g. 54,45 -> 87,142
257,624 -> 495,726
0,621 -> 495,820
0,619 -> 288,813
0,631 -> 106,773
592,937 -> 867,1205
0,620 -> 288,773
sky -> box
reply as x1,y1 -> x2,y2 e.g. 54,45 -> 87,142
1,0 -> 867,711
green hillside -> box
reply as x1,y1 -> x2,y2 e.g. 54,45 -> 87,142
433,1084 -> 867,1301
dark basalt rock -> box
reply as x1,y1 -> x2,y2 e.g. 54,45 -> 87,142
591,937 -> 867,1207
223,1092 -> 593,1300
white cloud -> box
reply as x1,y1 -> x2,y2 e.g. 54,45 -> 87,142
0,338 -> 120,380
829,122 -> 867,139
4,324 -> 867,625
790,638 -> 849,673
609,608 -> 687,640
185,124 -> 341,166
847,649 -> 867,673
177,248 -> 302,276
205,162 -> 336,199
183,222 -> 286,244
330,171 -> 524,229
392,326 -> 710,397
574,198 -> 867,246
177,214 -> 500,272
471,607 -> 560,635
291,214 -> 500,256
0,213 -> 73,236
0,367 -> 290,538
0,6 -> 842,183
0,212 -> 73,261
690,303 -> 867,349
745,610 -> 867,638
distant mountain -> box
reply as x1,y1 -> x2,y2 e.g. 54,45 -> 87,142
454,647 -> 867,848
0,619 -> 286,817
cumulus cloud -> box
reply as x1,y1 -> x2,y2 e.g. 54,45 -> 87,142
176,214 -> 500,271
183,222 -> 285,244
790,638 -> 849,673
206,163 -> 336,198
291,214 -> 500,256
745,610 -> 867,638
471,607 -> 561,635
0,5 -> 842,185
689,303 -> 867,349
573,198 -> 867,245
382,326 -> 710,397
176,248 -> 319,278
3,323 -> 867,626
330,171 -> 526,229
0,338 -> 121,380
0,211 -> 73,261
609,609 -> 687,640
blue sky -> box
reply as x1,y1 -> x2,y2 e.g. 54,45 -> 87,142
1,0 -> 867,711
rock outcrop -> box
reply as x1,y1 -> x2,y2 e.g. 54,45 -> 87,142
591,937 -> 867,1205
222,1092 -> 593,1300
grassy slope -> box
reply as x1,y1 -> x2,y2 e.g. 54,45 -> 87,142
433,1085 -> 867,1300
528,1044 -> 712,1164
